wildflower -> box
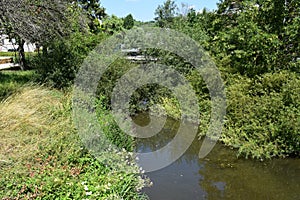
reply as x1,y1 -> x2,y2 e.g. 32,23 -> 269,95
84,185 -> 89,191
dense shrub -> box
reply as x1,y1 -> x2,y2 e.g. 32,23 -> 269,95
31,32 -> 106,88
222,71 -> 300,159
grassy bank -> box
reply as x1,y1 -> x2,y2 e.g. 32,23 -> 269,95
0,86 -> 148,199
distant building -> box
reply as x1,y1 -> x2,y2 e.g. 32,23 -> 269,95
0,34 -> 36,52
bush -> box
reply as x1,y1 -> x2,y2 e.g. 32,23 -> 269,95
222,71 -> 300,159
31,32 -> 106,88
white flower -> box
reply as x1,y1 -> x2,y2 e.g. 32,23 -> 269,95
86,191 -> 92,196
84,185 -> 89,191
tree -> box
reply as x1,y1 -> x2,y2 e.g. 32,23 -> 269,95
78,0 -> 107,33
123,14 -> 134,30
0,0 -> 77,70
0,0 -> 76,44
154,0 -> 178,28
207,0 -> 300,76
171,8 -> 210,47
101,15 -> 124,35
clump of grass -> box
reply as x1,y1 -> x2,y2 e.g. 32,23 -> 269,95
0,86 -> 148,199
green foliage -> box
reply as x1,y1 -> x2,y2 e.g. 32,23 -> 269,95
78,0 -> 107,33
31,32 -> 106,88
96,59 -> 136,109
210,2 -> 280,76
147,0 -> 300,159
155,0 -> 178,27
101,15 -> 125,35
124,14 -> 135,30
171,10 -> 210,47
0,52 -> 16,57
95,96 -> 135,151
223,71 -> 300,159
2,136 -> 145,199
215,18 -> 282,75
282,1 -> 300,69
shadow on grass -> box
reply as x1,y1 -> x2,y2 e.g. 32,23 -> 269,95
0,70 -> 37,101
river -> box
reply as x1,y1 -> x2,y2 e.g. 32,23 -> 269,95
133,113 -> 300,200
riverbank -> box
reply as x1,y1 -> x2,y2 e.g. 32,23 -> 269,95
0,72 -> 148,199
144,70 -> 300,160
94,56 -> 299,160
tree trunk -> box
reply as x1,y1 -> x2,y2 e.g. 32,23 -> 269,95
18,39 -> 27,70
42,44 -> 48,55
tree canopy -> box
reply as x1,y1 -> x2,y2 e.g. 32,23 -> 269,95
123,14 -> 134,30
154,0 -> 178,27
0,0 -> 76,43
78,0 -> 107,33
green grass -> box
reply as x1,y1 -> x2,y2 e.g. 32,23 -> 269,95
0,52 -> 37,57
0,52 -> 17,57
0,70 -> 37,101
0,86 -> 148,199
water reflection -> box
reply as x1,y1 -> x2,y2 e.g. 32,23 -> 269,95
134,114 -> 300,200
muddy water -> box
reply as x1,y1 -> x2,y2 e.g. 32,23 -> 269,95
134,113 -> 300,200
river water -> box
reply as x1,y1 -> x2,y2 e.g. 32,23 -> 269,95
134,113 -> 300,200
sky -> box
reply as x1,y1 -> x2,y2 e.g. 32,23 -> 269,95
101,0 -> 220,22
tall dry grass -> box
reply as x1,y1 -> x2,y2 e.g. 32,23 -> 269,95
0,86 -> 70,164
